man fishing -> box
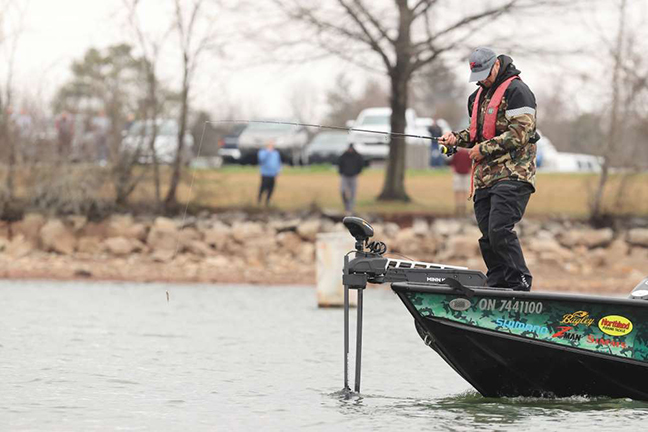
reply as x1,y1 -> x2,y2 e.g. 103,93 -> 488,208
440,47 -> 539,291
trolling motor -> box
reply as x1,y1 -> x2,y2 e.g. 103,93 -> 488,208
630,277 -> 648,300
341,216 -> 375,394
341,216 -> 487,394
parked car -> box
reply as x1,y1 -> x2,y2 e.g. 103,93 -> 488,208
122,119 -> 193,164
346,107 -> 430,161
303,131 -> 349,165
217,124 -> 247,164
536,131 -> 602,172
237,120 -> 309,165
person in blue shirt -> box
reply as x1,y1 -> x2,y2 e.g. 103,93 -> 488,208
257,142 -> 282,206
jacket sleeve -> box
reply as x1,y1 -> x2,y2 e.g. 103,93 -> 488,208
478,82 -> 537,156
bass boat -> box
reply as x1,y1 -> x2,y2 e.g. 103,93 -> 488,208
341,217 -> 648,400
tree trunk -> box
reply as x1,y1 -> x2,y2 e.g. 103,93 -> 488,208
146,69 -> 161,207
378,0 -> 411,202
4,121 -> 15,199
165,64 -> 189,209
378,68 -> 410,201
590,0 -> 626,223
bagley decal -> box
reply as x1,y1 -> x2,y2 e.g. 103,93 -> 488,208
560,311 -> 595,327
598,315 -> 633,336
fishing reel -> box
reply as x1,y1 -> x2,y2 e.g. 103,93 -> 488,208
440,144 -> 458,157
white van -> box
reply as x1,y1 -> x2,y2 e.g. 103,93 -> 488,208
122,119 -> 194,164
536,132 -> 602,173
346,107 -> 430,161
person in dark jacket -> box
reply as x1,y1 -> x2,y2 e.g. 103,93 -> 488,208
440,47 -> 539,292
337,144 -> 364,213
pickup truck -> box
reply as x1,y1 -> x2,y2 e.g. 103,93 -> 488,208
346,107 -> 431,161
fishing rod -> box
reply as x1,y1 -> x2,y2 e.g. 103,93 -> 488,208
209,119 -> 456,155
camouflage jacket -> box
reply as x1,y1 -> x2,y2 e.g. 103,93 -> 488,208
453,56 -> 538,191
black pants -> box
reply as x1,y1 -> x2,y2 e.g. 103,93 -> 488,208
258,176 -> 276,205
473,180 -> 533,291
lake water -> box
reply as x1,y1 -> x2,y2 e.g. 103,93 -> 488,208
1,280 -> 647,431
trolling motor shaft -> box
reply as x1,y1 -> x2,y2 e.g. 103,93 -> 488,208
341,217 -> 376,393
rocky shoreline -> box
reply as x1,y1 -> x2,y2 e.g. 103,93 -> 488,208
1,212 -> 648,294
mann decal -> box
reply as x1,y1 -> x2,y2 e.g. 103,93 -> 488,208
551,326 -> 582,342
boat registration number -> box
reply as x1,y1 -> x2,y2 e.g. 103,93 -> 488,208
478,299 -> 543,314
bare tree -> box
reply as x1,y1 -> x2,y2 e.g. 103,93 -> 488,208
0,0 -> 25,199
271,0 -> 560,201
123,0 -> 173,208
165,0 -> 218,209
323,74 -> 389,126
586,0 -> 648,222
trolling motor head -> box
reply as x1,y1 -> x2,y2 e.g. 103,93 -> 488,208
343,216 -> 374,251
630,277 -> 648,300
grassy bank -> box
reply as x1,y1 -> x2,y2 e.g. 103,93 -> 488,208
154,165 -> 648,219
5,164 -> 648,219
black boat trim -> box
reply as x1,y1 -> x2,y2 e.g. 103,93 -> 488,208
392,282 -> 648,309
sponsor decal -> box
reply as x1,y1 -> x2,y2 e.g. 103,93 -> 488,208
449,298 -> 472,311
487,107 -> 494,114
478,299 -> 543,314
598,315 -> 633,336
586,334 -> 627,349
426,277 -> 445,283
495,318 -> 549,334
560,311 -> 594,327
551,326 -> 582,343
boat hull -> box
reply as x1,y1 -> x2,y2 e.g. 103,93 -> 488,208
393,283 -> 648,400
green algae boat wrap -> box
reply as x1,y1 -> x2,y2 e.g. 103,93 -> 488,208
406,291 -> 648,363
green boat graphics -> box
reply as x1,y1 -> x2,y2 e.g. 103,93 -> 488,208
407,291 -> 648,362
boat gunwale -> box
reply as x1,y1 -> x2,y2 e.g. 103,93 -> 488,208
391,282 -> 648,309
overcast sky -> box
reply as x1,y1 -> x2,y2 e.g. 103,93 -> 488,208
3,0 -> 647,124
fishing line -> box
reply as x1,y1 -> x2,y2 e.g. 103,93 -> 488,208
207,119 -> 456,154
208,119 -> 441,141
166,121 -> 209,302
165,117 -> 455,301
172,121 -> 208,259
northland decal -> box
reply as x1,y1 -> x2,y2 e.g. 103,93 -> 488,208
407,292 -> 648,362
598,315 -> 633,336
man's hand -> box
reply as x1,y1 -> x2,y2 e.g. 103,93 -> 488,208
469,144 -> 484,161
439,131 -> 456,146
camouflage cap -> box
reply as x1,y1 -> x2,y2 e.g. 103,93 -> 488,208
468,47 -> 497,82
